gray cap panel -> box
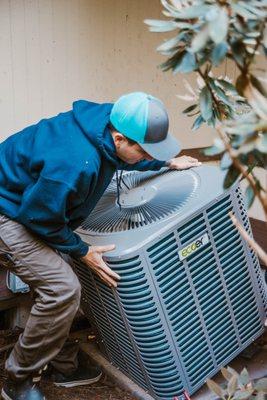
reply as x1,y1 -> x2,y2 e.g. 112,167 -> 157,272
145,98 -> 169,143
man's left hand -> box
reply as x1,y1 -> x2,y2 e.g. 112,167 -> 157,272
166,155 -> 202,170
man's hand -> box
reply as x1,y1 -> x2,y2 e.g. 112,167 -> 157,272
80,244 -> 120,288
166,155 -> 202,170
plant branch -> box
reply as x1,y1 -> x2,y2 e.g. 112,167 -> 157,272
217,127 -> 267,220
246,23 -> 265,71
197,68 -> 221,110
229,212 -> 267,268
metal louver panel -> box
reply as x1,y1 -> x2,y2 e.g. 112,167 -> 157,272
75,167 -> 266,400
108,256 -> 185,399
73,258 -> 153,390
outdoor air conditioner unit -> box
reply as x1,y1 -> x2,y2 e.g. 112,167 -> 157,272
73,165 -> 266,400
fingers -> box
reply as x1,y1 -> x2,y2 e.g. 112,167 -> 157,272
189,161 -> 202,167
99,259 -> 121,281
95,244 -> 116,253
186,156 -> 201,165
187,156 -> 199,162
97,270 -> 118,288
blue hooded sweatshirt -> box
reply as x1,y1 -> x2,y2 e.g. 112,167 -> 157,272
0,100 -> 165,258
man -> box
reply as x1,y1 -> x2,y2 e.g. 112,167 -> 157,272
0,92 -> 200,400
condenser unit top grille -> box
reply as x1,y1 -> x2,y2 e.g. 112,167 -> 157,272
80,169 -> 199,233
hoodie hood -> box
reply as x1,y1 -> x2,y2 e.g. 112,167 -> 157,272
72,100 -> 119,166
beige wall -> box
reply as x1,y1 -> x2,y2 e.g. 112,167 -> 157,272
0,0 -> 265,220
0,0 -> 217,147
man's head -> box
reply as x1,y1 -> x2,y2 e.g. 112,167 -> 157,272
110,92 -> 180,163
109,123 -> 154,164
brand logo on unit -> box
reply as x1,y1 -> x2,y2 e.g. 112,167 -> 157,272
178,233 -> 209,261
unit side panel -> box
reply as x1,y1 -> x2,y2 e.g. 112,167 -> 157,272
73,259 -> 149,390
108,255 -> 186,400
144,191 -> 265,395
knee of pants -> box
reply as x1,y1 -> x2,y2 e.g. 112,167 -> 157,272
62,276 -> 81,309
41,275 -> 82,313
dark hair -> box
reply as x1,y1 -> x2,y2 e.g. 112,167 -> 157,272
108,122 -> 137,146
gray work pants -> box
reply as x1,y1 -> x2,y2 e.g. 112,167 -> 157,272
0,214 -> 82,381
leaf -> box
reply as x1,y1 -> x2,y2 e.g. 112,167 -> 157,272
192,115 -> 204,131
207,113 -> 216,127
174,22 -> 198,29
157,34 -> 182,54
211,83 -> 234,106
161,50 -> 185,72
239,368 -> 250,387
173,51 -> 197,73
232,3 -> 258,20
183,79 -> 196,97
211,42 -> 229,66
144,19 -> 180,32
233,390 -> 253,400
209,7 -> 229,44
177,94 -> 196,101
174,5 -> 210,20
161,0 -> 182,17
257,134 -> 267,153
216,79 -> 238,96
241,3 -> 267,18
227,366 -> 239,377
200,86 -> 213,121
245,185 -> 255,208
221,152 -> 232,169
182,104 -> 198,114
254,378 -> 267,393
228,375 -> 238,397
224,166 -> 241,189
221,367 -> 234,381
225,122 -> 256,135
190,26 -> 210,53
206,379 -> 225,398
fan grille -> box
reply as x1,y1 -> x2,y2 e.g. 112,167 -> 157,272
80,169 -> 199,233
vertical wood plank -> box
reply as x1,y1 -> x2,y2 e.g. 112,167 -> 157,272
0,0 -> 15,137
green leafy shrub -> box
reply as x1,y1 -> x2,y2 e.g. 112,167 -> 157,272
145,0 -> 267,217
206,366 -> 267,399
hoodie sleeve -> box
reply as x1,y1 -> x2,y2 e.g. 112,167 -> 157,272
120,159 -> 166,171
17,175 -> 89,258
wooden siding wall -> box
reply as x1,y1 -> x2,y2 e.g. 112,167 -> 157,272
0,0 -> 228,145
0,0 -> 266,222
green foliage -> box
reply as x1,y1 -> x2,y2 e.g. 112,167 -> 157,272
145,0 -> 267,205
206,367 -> 267,399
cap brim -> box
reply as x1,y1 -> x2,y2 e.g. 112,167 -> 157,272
139,133 -> 181,162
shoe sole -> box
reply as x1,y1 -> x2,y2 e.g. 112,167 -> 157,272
54,372 -> 102,388
1,389 -> 12,400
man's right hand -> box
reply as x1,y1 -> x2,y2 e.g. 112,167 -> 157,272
80,244 -> 120,288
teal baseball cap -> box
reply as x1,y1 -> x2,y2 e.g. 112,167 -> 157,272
110,92 -> 181,161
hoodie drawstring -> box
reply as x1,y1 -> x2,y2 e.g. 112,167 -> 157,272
116,169 -> 130,211
116,169 -> 121,211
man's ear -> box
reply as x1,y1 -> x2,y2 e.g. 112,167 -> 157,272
112,132 -> 126,147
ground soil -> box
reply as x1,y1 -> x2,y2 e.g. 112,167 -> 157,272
0,328 -> 136,400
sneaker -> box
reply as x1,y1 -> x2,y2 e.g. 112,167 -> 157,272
51,363 -> 102,388
1,376 -> 46,400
